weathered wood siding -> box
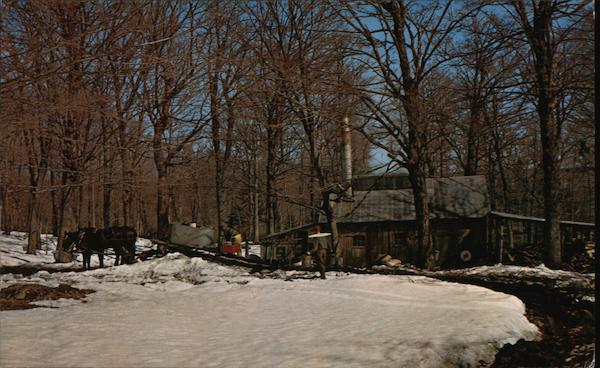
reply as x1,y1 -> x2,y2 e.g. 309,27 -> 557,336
336,219 -> 487,268
261,213 -> 593,268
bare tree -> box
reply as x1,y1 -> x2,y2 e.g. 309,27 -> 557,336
503,0 -> 592,266
204,1 -> 249,245
0,0 -> 593,272
338,0 -> 478,269
140,1 -> 208,240
246,0 -> 358,264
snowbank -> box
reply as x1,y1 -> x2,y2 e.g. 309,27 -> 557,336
1,250 -> 539,368
436,264 -> 595,294
374,261 -> 595,300
444,263 -> 594,279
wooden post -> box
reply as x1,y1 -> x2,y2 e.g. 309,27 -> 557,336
508,222 -> 514,249
496,219 -> 504,264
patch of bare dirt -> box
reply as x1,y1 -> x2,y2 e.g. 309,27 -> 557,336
505,243 -> 595,274
0,283 -> 95,311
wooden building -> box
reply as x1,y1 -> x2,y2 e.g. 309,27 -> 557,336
487,211 -> 594,265
261,174 -> 594,269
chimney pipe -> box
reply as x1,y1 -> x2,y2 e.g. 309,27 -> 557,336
342,116 -> 353,196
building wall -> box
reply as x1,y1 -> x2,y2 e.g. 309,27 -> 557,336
262,215 -> 593,268
335,218 -> 488,268
487,215 -> 594,264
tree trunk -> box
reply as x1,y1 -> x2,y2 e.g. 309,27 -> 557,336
26,191 -> 40,255
122,179 -> 131,226
55,172 -> 69,261
309,169 -> 316,223
540,108 -> 562,265
405,90 -> 432,269
253,189 -> 260,243
322,194 -> 340,267
3,193 -> 12,235
103,146 -> 112,229
50,171 -> 59,236
464,102 -> 481,176
88,183 -> 95,227
168,183 -> 178,223
138,188 -> 149,237
407,163 -> 431,268
0,185 -> 8,235
380,0 -> 432,269
535,21 -> 561,266
266,120 -> 281,234
25,128 -> 45,252
152,112 -> 170,241
191,181 -> 199,224
77,185 -> 84,229
156,167 -> 170,241
210,74 -> 223,249
103,182 -> 111,229
119,139 -> 133,227
491,128 -> 510,212
214,168 -> 223,248
512,0 -> 562,266
252,154 -> 260,242
486,141 -> 498,211
121,158 -> 133,226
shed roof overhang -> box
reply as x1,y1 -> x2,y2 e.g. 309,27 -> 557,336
260,223 -> 316,242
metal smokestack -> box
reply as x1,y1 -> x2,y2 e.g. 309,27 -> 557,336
342,116 -> 353,197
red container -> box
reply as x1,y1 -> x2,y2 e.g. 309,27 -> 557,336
221,243 -> 241,255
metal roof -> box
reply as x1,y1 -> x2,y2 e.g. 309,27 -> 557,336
329,175 -> 490,223
262,175 -> 594,239
261,222 -> 315,241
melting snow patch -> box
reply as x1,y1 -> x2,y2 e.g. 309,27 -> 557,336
437,263 -> 595,290
1,251 -> 539,368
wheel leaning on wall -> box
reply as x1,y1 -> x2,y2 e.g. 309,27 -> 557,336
459,249 -> 472,263
460,247 -> 483,266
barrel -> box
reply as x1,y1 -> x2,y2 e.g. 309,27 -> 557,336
301,252 -> 313,269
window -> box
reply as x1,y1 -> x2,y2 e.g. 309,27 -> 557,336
392,233 -> 405,248
352,235 -> 366,247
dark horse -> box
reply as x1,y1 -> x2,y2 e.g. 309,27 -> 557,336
63,226 -> 137,270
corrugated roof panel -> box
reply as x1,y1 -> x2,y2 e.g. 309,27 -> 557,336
331,175 -> 489,223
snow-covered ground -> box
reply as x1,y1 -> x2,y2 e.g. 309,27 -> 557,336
0,232 -> 59,266
1,234 -> 540,367
0,232 -> 154,269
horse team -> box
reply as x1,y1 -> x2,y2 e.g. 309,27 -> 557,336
62,226 -> 137,270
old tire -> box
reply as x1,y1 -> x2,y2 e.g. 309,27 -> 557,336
459,249 -> 473,263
